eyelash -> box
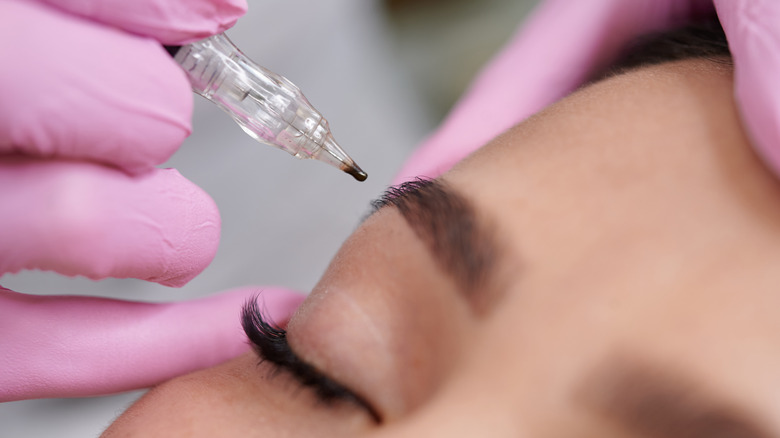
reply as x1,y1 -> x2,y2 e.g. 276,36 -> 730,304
241,297 -> 381,422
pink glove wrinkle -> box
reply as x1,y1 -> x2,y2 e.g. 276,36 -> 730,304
37,0 -> 248,45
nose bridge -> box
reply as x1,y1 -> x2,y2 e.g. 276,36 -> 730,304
365,301 -> 546,437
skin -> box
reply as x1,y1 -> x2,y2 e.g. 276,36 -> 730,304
103,58 -> 780,436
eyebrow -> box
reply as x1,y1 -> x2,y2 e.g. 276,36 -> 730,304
369,178 -> 502,313
580,356 -> 773,438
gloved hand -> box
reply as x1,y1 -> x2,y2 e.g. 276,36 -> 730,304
394,0 -> 780,184
0,0 -> 304,402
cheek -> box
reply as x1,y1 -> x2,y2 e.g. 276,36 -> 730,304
101,354 -> 370,437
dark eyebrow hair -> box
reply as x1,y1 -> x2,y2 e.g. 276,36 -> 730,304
580,356 -> 773,438
369,178 -> 502,313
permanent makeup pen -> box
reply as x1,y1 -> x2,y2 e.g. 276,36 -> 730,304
165,33 -> 367,182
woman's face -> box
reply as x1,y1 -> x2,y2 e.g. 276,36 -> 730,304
103,59 -> 780,437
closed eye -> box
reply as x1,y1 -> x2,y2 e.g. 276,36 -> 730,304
241,296 -> 381,423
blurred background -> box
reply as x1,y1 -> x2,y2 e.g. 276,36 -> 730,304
0,0 -> 538,435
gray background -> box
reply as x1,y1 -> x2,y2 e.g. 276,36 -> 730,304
0,0 -> 537,436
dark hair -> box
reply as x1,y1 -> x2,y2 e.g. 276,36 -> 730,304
593,17 -> 732,81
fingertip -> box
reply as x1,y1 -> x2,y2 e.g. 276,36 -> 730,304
148,168 -> 222,287
0,162 -> 220,285
213,0 -> 249,35
125,0 -> 249,44
252,287 -> 309,325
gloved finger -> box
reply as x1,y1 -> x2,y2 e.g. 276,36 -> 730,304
0,0 -> 191,173
394,0 -> 714,183
0,287 -> 305,401
37,0 -> 247,45
0,157 -> 219,287
715,0 -> 780,178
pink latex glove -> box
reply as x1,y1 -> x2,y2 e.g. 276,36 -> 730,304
394,0 -> 780,184
0,0 -> 304,402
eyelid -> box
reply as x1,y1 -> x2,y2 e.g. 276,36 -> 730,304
241,297 -> 382,423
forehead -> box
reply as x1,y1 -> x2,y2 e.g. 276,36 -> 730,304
443,59 -> 780,296
438,58 -> 780,409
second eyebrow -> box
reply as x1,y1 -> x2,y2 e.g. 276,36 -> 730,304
371,178 -> 500,312
581,356 -> 773,438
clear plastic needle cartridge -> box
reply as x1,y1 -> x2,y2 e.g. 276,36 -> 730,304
165,34 -> 367,181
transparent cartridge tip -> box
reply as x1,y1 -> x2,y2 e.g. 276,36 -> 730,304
171,33 -> 366,181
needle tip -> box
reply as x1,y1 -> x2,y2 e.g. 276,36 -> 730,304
345,163 -> 368,182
